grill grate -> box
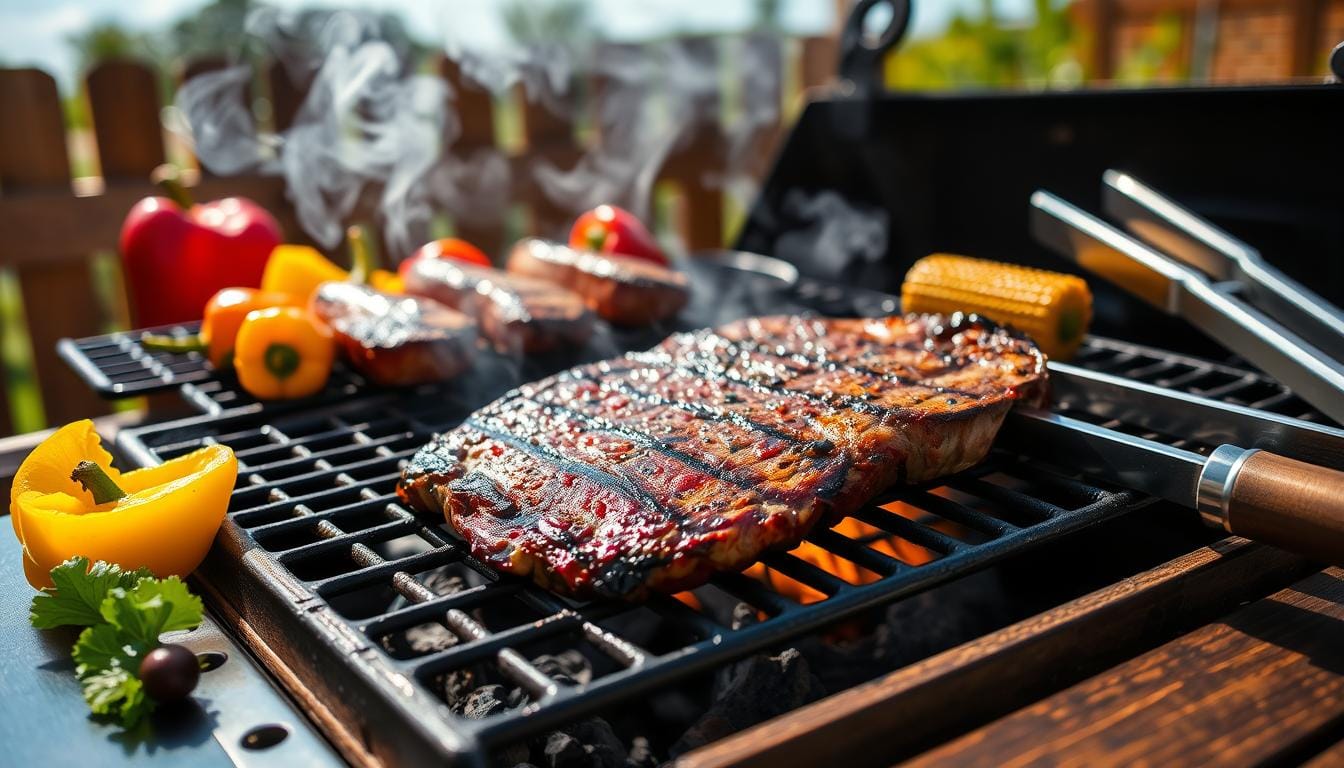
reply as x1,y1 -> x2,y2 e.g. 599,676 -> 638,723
121,335 -> 1263,766
108,273 -> 1330,766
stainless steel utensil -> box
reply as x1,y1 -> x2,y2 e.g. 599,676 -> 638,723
1101,170 -> 1344,361
1000,403 -> 1344,563
1030,190 -> 1344,423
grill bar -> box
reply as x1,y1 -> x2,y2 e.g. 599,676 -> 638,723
114,297 -> 1332,764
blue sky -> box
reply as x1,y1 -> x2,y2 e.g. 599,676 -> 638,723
0,0 -> 1036,90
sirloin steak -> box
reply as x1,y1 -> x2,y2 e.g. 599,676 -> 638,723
398,314 -> 1048,600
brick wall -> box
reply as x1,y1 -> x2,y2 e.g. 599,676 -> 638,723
1211,5 -> 1296,81
1079,0 -> 1344,82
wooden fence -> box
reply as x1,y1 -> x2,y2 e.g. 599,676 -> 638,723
0,35 -> 839,436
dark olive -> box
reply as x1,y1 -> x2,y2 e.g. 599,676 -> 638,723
139,644 -> 200,702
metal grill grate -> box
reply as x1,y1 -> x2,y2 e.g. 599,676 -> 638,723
120,338 -> 1250,766
103,269 -> 1328,765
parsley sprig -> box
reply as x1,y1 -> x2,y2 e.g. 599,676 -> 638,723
29,556 -> 204,727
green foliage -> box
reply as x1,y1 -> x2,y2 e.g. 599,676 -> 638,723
1115,12 -> 1187,84
885,0 -> 1083,90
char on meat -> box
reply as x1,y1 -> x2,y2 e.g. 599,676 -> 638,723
506,238 -> 689,327
310,282 -> 476,387
399,314 -> 1047,600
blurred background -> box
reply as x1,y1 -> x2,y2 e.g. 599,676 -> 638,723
1,0 -> 1342,435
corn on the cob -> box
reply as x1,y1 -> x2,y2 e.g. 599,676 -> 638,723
901,254 -> 1092,360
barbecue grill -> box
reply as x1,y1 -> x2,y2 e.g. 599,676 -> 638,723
49,3 -> 1344,765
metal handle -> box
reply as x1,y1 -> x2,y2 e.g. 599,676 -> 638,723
1199,445 -> 1344,563
838,0 -> 911,98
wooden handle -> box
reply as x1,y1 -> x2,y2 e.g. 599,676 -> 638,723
1225,451 -> 1344,564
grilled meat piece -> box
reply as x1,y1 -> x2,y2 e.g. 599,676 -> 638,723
506,238 -> 689,326
401,256 -> 594,355
399,313 -> 1047,600
310,282 -> 476,387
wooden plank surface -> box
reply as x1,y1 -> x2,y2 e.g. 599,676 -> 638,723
0,68 -> 109,428
86,60 -> 165,180
905,567 -> 1344,768
680,539 -> 1312,768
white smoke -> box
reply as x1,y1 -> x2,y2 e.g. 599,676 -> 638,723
173,8 -> 454,258
171,7 -> 789,260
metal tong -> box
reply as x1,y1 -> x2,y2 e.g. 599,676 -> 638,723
1102,170 -> 1344,362
1030,187 -> 1344,424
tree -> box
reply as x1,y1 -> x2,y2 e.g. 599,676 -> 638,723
66,21 -> 152,73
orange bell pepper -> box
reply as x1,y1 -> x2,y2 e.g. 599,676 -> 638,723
233,306 -> 335,399
9,420 -> 238,589
141,287 -> 304,369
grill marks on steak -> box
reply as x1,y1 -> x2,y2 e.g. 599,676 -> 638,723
399,313 -> 1047,600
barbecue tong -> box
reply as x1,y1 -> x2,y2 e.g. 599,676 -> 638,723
1030,182 -> 1344,424
999,364 -> 1344,564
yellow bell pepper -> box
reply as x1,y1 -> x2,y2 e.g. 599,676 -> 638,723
260,228 -> 402,299
233,306 -> 335,399
9,420 -> 238,589
261,244 -> 348,300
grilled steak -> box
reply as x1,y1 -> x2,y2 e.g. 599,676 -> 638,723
399,313 -> 1047,600
506,238 -> 689,326
311,282 -> 476,387
401,255 -> 594,355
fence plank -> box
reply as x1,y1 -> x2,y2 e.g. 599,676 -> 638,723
517,69 -> 582,241
439,55 -> 507,260
659,37 -> 725,251
87,60 -> 165,180
0,69 -> 108,428
800,35 -> 839,91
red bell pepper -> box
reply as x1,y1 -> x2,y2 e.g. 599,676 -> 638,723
397,237 -> 492,277
119,167 -> 282,327
568,205 -> 667,266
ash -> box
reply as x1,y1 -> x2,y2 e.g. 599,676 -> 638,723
387,563 -> 1008,767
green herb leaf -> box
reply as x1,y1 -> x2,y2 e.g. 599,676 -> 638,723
34,559 -> 204,730
99,576 -> 203,647
80,667 -> 154,728
29,556 -> 154,629
73,622 -> 153,675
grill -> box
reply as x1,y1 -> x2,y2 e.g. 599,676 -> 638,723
54,9 -> 1344,761
107,263 -> 1322,765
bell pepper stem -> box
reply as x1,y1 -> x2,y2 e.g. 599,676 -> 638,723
347,225 -> 378,286
141,333 -> 209,354
71,461 -> 128,505
583,224 -> 607,253
150,164 -> 194,209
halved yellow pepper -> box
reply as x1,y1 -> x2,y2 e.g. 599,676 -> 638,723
9,420 -> 238,589
260,231 -> 402,300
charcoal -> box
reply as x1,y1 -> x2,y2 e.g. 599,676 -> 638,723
541,731 -> 588,768
625,736 -> 657,768
532,651 -> 593,686
422,569 -> 468,597
457,683 -> 511,719
671,648 -> 825,756
730,602 -> 759,630
437,669 -> 476,708
406,621 -> 457,653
